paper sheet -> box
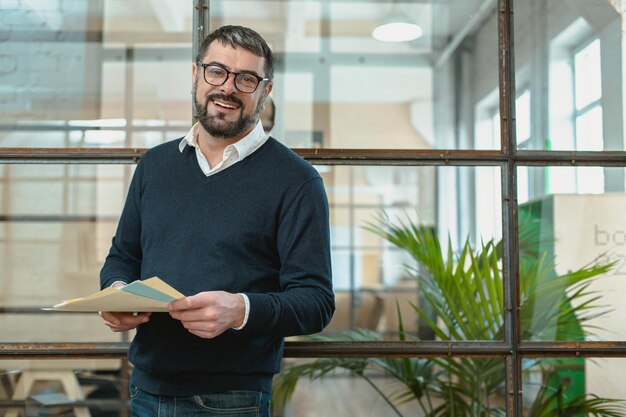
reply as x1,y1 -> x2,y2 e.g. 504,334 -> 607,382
45,277 -> 185,312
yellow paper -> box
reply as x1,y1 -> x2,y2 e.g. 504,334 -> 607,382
45,277 -> 185,312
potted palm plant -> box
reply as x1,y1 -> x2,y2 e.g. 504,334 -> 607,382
272,212 -> 625,417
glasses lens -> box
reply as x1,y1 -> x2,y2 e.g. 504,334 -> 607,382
235,74 -> 259,93
204,66 -> 227,86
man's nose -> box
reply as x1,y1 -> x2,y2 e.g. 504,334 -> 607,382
220,73 -> 238,94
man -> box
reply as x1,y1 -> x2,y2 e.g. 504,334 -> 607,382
99,25 -> 334,417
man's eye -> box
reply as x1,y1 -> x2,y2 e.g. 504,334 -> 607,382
239,74 -> 257,84
208,67 -> 225,76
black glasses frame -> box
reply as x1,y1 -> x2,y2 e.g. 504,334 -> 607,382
199,63 -> 269,93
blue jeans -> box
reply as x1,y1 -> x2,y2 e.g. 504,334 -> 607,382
130,385 -> 271,417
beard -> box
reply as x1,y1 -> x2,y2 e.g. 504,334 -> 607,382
193,79 -> 265,140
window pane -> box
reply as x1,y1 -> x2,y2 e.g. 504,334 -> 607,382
0,163 -> 437,340
519,170 -> 626,342
522,358 -> 626,416
2,0 -> 504,150
577,166 -> 605,194
0,165 -> 130,324
323,165 -> 503,340
518,166 -> 530,204
516,89 -> 531,143
475,166 -> 503,243
545,165 -> 604,195
276,358 -> 507,416
1,163 -> 506,344
514,1 -> 623,151
576,105 -> 604,151
0,0 -> 192,148
323,165 -> 434,338
214,0 -> 499,150
575,39 -> 602,111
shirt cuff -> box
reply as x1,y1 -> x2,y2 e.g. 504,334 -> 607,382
110,280 -> 128,288
232,293 -> 250,330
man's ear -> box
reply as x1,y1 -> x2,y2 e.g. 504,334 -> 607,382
192,61 -> 198,83
263,80 -> 274,99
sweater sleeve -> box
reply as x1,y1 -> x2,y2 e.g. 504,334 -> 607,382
99,161 -> 144,289
242,176 -> 335,337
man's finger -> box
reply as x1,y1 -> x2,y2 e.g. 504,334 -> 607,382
169,307 -> 208,322
169,293 -> 209,311
99,311 -> 150,330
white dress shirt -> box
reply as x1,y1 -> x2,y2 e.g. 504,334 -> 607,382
178,121 -> 269,176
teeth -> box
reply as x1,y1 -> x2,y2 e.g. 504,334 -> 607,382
214,100 -> 237,109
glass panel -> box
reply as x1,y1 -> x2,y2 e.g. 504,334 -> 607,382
518,166 -> 530,204
475,166 -> 503,243
130,129 -> 189,148
1,163 -> 506,344
522,358 -> 626,416
0,164 -> 129,330
525,163 -> 609,199
515,0 -> 623,151
324,165 -> 434,338
214,0 -> 498,149
517,89 -> 532,144
0,363 -> 128,416
576,104 -> 604,151
546,165 -> 605,195
323,165 -> 503,341
575,39 -> 602,111
0,0 -> 192,148
519,167 -> 626,341
275,357 -> 506,416
0,131 -> 71,148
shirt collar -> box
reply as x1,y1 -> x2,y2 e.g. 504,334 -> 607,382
179,121 -> 267,161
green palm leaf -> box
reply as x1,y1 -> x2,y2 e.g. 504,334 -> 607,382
529,380 -> 626,417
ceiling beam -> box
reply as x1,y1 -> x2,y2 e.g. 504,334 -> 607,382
434,0 -> 496,68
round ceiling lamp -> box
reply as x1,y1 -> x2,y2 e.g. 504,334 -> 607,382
372,11 -> 423,43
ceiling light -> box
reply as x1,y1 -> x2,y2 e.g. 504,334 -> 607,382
372,11 -> 423,43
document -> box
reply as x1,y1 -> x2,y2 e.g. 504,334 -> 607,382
46,277 -> 185,312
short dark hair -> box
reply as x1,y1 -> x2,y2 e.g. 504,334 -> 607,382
196,25 -> 274,81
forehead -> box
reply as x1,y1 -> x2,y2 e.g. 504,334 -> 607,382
204,41 -> 266,74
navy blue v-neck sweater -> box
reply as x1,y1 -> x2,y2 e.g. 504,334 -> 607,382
100,137 -> 334,395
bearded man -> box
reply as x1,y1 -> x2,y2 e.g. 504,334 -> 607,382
98,25 -> 334,417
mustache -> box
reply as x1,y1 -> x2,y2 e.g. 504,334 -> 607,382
206,93 -> 244,108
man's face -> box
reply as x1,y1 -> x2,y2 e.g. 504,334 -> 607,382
192,42 -> 273,141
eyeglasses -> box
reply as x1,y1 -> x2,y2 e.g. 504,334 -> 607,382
199,64 -> 269,93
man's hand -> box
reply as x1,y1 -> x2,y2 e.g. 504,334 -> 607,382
99,281 -> 151,332
168,291 -> 245,339
99,311 -> 151,332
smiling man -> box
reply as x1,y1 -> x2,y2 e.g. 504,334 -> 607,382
98,25 -> 334,417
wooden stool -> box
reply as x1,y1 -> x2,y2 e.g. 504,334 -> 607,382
4,370 -> 91,417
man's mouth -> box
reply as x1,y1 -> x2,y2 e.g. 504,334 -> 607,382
213,99 -> 239,110
209,95 -> 243,112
